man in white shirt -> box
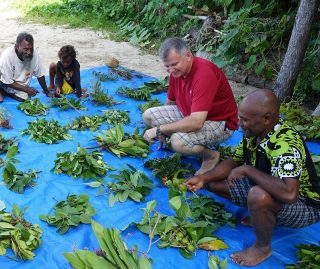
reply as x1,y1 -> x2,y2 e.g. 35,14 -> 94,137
0,32 -> 49,102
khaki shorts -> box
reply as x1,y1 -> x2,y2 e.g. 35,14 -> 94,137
147,105 -> 234,148
0,81 -> 28,100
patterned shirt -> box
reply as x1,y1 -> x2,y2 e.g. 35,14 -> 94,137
233,120 -> 319,200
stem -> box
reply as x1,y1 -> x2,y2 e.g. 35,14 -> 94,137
147,214 -> 161,253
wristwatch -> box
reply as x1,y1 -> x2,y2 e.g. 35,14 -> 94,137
156,126 -> 162,136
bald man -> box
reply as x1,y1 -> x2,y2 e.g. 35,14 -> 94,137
186,89 -> 320,266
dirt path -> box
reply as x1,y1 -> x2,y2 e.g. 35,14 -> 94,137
0,1 -> 258,95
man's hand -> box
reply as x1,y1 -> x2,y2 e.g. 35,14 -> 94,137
186,176 -> 204,192
26,87 -> 38,97
144,127 -> 166,150
227,165 -> 248,188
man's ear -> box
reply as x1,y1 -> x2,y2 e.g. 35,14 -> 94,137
264,113 -> 272,125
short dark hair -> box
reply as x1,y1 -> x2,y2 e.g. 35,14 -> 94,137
58,45 -> 77,60
16,32 -> 34,44
159,37 -> 190,60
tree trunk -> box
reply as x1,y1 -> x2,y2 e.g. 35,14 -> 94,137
274,0 -> 320,102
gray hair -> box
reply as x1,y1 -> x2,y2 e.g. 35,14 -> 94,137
16,32 -> 34,45
159,37 -> 190,60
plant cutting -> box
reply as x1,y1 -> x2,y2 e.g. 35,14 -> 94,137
0,204 -> 43,260
64,220 -> 152,269
138,99 -> 162,113
50,95 -> 87,111
0,107 -> 13,129
22,118 -> 72,144
39,194 -> 96,234
18,98 -> 48,116
52,144 -> 114,180
0,133 -> 18,154
68,115 -> 105,131
90,80 -> 122,107
102,109 -> 130,125
0,146 -> 39,193
94,124 -> 149,158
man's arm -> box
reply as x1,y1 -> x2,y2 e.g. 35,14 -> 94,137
228,165 -> 299,204
186,157 -> 240,192
37,76 -> 49,95
6,81 -> 38,96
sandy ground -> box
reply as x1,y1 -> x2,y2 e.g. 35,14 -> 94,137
0,1 -> 258,96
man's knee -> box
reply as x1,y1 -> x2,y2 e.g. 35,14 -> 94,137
247,186 -> 273,209
142,109 -> 152,126
170,134 -> 186,152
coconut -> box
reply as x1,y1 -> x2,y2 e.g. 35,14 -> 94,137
106,57 -> 119,68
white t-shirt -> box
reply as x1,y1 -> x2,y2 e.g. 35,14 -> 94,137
0,45 -> 46,87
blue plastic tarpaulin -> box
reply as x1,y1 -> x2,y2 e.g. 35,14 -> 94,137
0,66 -> 319,269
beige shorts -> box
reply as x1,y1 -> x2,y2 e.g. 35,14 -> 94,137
147,105 -> 234,148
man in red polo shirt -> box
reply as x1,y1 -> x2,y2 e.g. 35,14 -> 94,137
143,37 -> 238,175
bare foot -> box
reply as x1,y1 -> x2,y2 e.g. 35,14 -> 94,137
231,245 -> 272,266
195,150 -> 220,175
241,216 -> 252,227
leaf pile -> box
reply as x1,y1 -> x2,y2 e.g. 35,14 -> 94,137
18,98 -> 48,116
280,100 -> 320,141
40,194 -> 96,234
64,220 -> 152,269
139,79 -> 168,94
112,67 -> 133,80
107,165 -> 154,206
68,115 -> 105,131
92,70 -> 118,81
95,124 -> 149,158
138,99 -> 162,113
144,153 -> 195,186
187,194 -> 237,228
0,205 -> 43,260
0,133 -> 18,154
90,80 -> 122,107
0,146 -> 39,193
285,243 -> 320,269
50,95 -> 87,111
116,86 -> 151,101
0,107 -> 13,129
52,145 -> 114,180
133,201 -> 228,259
22,118 -> 72,144
102,109 -> 130,125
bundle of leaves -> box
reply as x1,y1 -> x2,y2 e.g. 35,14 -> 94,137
18,98 -> 48,116
95,124 -> 149,158
22,118 -> 72,144
92,70 -> 118,81
107,164 -> 154,207
139,79 -> 168,94
133,201 -> 228,259
102,109 -> 130,125
52,145 -> 114,180
0,205 -> 43,260
68,115 -> 105,131
50,95 -> 87,111
144,153 -> 195,186
0,146 -> 39,193
40,194 -> 96,234
285,243 -> 320,269
116,86 -> 151,101
138,99 -> 162,113
64,220 -> 152,269
0,133 -> 18,154
280,100 -> 320,141
112,67 -> 133,80
0,107 -> 13,129
187,194 -> 237,228
90,80 -> 122,107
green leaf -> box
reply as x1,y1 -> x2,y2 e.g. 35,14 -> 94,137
6,145 -> 18,159
85,181 -> 102,188
245,54 -> 256,69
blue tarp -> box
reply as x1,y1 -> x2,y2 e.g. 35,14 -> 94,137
0,66 -> 319,269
